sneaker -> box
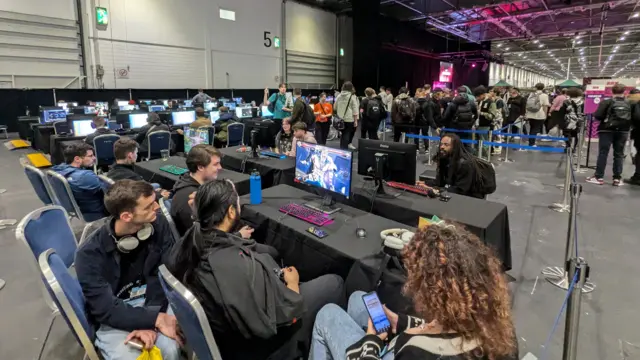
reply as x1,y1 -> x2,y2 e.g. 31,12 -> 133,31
613,179 -> 624,187
625,176 -> 640,185
586,176 -> 604,185
348,144 -> 356,150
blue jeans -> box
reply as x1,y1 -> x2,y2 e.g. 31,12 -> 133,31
95,307 -> 181,360
595,131 -> 629,179
309,291 -> 395,360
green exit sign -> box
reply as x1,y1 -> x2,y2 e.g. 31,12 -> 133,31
274,36 -> 280,48
340,48 -> 344,57
96,7 -> 109,26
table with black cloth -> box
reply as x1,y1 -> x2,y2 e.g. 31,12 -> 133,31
239,184 -> 414,282
32,124 -> 55,152
350,176 -> 512,271
134,156 -> 251,195
219,146 -> 296,188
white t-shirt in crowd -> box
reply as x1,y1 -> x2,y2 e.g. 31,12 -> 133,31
525,90 -> 550,120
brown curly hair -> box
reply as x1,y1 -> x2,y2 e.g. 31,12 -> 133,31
402,222 -> 516,359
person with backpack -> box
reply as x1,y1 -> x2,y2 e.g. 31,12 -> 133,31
413,88 -> 438,151
560,87 -> 584,152
313,93 -> 333,145
359,88 -> 386,140
334,82 -> 360,150
587,83 -> 632,186
442,87 -> 478,152
524,83 -> 551,147
474,86 -> 498,155
290,88 -> 316,131
264,84 -> 293,147
391,87 -> 418,143
506,88 -> 526,134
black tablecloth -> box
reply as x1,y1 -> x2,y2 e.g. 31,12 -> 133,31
134,156 -> 251,195
32,124 -> 55,152
219,146 -> 296,188
18,117 -> 39,140
240,184 -> 413,281
350,177 -> 512,270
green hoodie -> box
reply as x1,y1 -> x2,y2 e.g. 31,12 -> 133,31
462,85 -> 476,103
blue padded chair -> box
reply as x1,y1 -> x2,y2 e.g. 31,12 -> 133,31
158,265 -> 223,360
39,249 -> 100,360
159,198 -> 180,243
147,130 -> 172,160
23,164 -> 57,205
226,123 -> 244,147
93,134 -> 121,173
45,170 -> 88,222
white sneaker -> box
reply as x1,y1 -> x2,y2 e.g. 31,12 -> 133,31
348,144 -> 356,150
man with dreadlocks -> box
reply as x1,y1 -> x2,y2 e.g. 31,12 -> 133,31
419,133 -> 486,199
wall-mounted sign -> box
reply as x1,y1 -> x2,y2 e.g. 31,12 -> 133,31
117,68 -> 129,79
274,37 -> 280,48
439,62 -> 453,83
96,7 -> 108,26
340,48 -> 344,57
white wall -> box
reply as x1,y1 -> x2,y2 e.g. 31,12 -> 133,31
338,15 -> 353,83
85,0 -> 282,89
286,1 -> 336,57
0,0 -> 82,88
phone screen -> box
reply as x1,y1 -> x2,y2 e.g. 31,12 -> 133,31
362,292 -> 391,334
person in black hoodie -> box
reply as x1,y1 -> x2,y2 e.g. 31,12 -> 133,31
85,116 -> 117,146
442,87 -> 478,152
359,88 -> 386,140
169,180 -> 345,360
135,112 -> 171,156
506,88 -> 526,134
412,87 -> 438,151
625,89 -> 640,185
170,145 -> 222,235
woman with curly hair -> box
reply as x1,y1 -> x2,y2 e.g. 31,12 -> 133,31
309,222 -> 518,360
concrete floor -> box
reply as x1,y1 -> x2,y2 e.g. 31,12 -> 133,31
1,132 -> 639,360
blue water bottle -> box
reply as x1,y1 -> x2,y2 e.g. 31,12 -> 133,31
250,169 -> 262,205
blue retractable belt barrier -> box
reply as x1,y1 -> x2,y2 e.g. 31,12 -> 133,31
483,141 -> 566,153
404,133 -> 478,145
494,132 -> 568,142
497,124 -> 512,132
441,127 -> 490,135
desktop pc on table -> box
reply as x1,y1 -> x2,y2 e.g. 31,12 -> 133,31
357,139 -> 418,196
294,142 -> 353,215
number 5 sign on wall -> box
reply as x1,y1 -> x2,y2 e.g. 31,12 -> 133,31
264,31 -> 280,48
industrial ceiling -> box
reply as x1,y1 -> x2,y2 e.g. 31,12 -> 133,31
301,0 -> 640,79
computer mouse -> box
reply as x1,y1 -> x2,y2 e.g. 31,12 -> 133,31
356,228 -> 367,238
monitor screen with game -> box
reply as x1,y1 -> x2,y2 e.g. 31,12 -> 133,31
210,111 -> 220,122
232,97 -> 243,104
204,102 -> 217,111
129,113 -> 148,129
120,105 -> 138,111
149,105 -> 165,112
140,100 -> 152,105
183,100 -> 193,107
294,142 -> 353,199
223,102 -> 237,111
108,120 -> 122,130
172,111 -> 196,126
41,108 -> 67,123
235,106 -> 253,119
117,100 -> 130,107
357,139 -> 417,185
183,127 -> 210,153
261,105 -> 274,118
84,106 -> 96,114
72,119 -> 94,137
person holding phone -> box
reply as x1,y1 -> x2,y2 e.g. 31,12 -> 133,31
308,222 -> 518,360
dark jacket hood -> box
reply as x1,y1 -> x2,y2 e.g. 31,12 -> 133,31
453,95 -> 469,105
172,173 -> 200,192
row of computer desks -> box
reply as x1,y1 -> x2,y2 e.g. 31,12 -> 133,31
131,139 -> 512,284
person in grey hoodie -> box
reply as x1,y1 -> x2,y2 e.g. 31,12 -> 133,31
334,82 -> 360,149
170,145 -> 222,236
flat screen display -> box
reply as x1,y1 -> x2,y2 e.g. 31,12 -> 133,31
129,113 -> 148,129
210,111 -> 220,122
184,127 -> 210,153
294,142 -> 353,199
41,109 -> 67,123
172,111 -> 196,126
72,120 -> 94,137
235,106 -> 252,119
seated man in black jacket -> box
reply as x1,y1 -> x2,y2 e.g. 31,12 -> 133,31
85,116 -> 116,146
135,112 -> 171,156
169,180 -> 344,360
75,180 -> 182,360
106,138 -> 171,199
170,144 -> 222,235
419,133 -> 484,199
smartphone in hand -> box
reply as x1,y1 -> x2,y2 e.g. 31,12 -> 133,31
362,291 -> 391,334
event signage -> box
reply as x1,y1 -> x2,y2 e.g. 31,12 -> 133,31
439,62 -> 453,83
96,7 -> 108,26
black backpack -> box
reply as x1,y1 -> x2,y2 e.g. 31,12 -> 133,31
605,98 -> 631,129
473,158 -> 496,195
398,98 -> 415,123
268,94 -> 282,114
366,98 -> 383,120
453,102 -> 474,128
302,103 -> 315,129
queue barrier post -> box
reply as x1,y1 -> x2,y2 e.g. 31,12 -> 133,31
562,258 -> 589,360
542,183 -> 595,293
487,130 -> 493,162
549,148 -> 572,213
575,124 -> 587,173
478,138 -> 484,160
427,127 -> 433,166
500,124 -> 514,163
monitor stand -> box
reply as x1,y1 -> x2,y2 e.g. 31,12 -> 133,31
372,153 -> 400,199
304,194 -> 341,215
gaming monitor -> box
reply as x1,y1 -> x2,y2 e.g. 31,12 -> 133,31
204,102 -> 217,111
120,105 -> 137,111
84,106 -> 96,114
72,119 -> 94,137
235,106 -> 253,119
41,108 -> 67,124
210,111 -> 220,123
149,105 -> 165,112
129,113 -> 148,129
117,100 -> 130,107
139,99 -> 152,105
232,97 -> 243,104
261,105 -> 274,118
183,100 -> 193,107
108,120 -> 122,130
357,139 -> 417,185
172,111 -> 196,126
183,127 -> 211,153
223,102 -> 237,111
294,142 -> 353,200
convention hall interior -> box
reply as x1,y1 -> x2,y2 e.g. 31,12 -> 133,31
0,0 -> 639,359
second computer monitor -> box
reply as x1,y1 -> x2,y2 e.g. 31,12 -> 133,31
261,105 -> 274,118
235,106 -> 252,119
172,110 -> 196,126
294,142 -> 353,199
357,139 -> 417,185
183,127 -> 211,154
149,105 -> 165,112
41,108 -> 67,124
72,119 -> 94,137
223,102 -> 237,111
129,113 -> 148,129
210,111 -> 220,123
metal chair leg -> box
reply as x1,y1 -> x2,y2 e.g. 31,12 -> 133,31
36,313 -> 56,360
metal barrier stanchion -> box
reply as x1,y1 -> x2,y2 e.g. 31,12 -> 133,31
575,124 -> 587,173
550,148 -> 572,213
543,183 -> 595,292
478,137 -> 484,159
487,130 -> 493,162
562,257 -> 588,360
427,127 -> 433,166
500,125 -> 514,163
